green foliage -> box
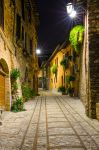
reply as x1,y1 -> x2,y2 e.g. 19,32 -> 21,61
66,75 -> 75,83
22,84 -> 36,101
60,57 -> 68,69
67,87 -> 74,96
11,97 -> 25,112
69,25 -> 84,53
11,82 -> 18,94
51,64 -> 57,74
58,86 -> 65,93
11,68 -> 20,81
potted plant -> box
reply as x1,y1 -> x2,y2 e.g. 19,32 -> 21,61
67,87 -> 74,97
58,86 -> 66,95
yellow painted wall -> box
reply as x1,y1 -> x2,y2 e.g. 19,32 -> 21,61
49,45 -> 71,92
49,44 -> 80,96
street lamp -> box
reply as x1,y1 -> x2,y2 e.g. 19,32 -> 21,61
66,3 -> 74,14
69,10 -> 77,18
36,49 -> 41,55
66,2 -> 77,18
66,2 -> 86,18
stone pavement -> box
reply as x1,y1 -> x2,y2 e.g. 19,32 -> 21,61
0,93 -> 99,150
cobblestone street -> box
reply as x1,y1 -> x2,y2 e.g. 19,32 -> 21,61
0,92 -> 99,150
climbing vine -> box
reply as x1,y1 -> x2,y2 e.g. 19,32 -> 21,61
51,64 -> 57,74
10,68 -> 20,100
60,57 -> 68,69
69,25 -> 84,53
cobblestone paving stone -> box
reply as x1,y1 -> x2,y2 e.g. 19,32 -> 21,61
0,92 -> 99,150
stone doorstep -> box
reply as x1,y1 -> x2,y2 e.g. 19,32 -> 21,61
96,103 -> 99,120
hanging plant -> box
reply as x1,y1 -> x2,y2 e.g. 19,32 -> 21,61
69,25 -> 84,53
66,75 -> 75,83
51,64 -> 57,74
60,57 -> 68,69
10,68 -> 20,81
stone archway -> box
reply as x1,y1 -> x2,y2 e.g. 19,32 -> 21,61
0,58 -> 10,110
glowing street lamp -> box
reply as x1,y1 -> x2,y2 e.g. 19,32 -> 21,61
69,10 -> 77,18
66,2 -> 77,18
66,3 -> 74,14
66,2 -> 86,18
36,49 -> 41,55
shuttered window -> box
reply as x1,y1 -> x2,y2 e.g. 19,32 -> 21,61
21,0 -> 25,20
16,14 -> 21,39
30,40 -> 33,54
0,0 -> 4,29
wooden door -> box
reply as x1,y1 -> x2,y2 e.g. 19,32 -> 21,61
0,74 -> 5,107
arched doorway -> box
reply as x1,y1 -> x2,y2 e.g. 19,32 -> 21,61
0,58 -> 9,110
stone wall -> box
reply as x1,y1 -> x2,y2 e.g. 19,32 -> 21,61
0,0 -> 39,110
88,0 -> 99,118
80,0 -> 99,119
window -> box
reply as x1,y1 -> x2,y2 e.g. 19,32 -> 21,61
54,77 -> 55,83
24,67 -> 28,82
56,57 -> 58,67
10,0 -> 15,6
22,26 -> 24,41
16,14 -> 21,40
55,59 -> 56,65
28,9 -> 31,23
0,0 -> 4,29
25,32 -> 27,49
30,40 -> 33,54
56,74 -> 57,83
61,76 -> 63,86
21,0 -> 25,20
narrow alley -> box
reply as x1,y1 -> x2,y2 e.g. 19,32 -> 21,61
0,91 -> 99,150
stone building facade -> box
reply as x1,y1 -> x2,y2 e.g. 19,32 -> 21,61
0,0 -> 39,110
45,42 -> 80,96
78,0 -> 99,119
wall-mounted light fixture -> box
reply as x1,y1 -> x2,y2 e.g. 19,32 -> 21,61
66,2 -> 77,18
66,2 -> 86,18
36,49 -> 41,55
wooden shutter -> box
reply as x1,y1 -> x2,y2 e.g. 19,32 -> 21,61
0,0 -> 4,29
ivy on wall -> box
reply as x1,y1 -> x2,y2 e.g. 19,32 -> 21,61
60,57 -> 68,69
51,64 -> 57,74
69,25 -> 84,53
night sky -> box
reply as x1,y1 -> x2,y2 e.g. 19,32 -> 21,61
37,0 -> 82,64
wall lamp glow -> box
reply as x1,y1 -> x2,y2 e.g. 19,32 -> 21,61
36,49 -> 41,55
66,3 -> 77,18
66,2 -> 86,18
69,10 -> 77,18
66,3 -> 74,14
